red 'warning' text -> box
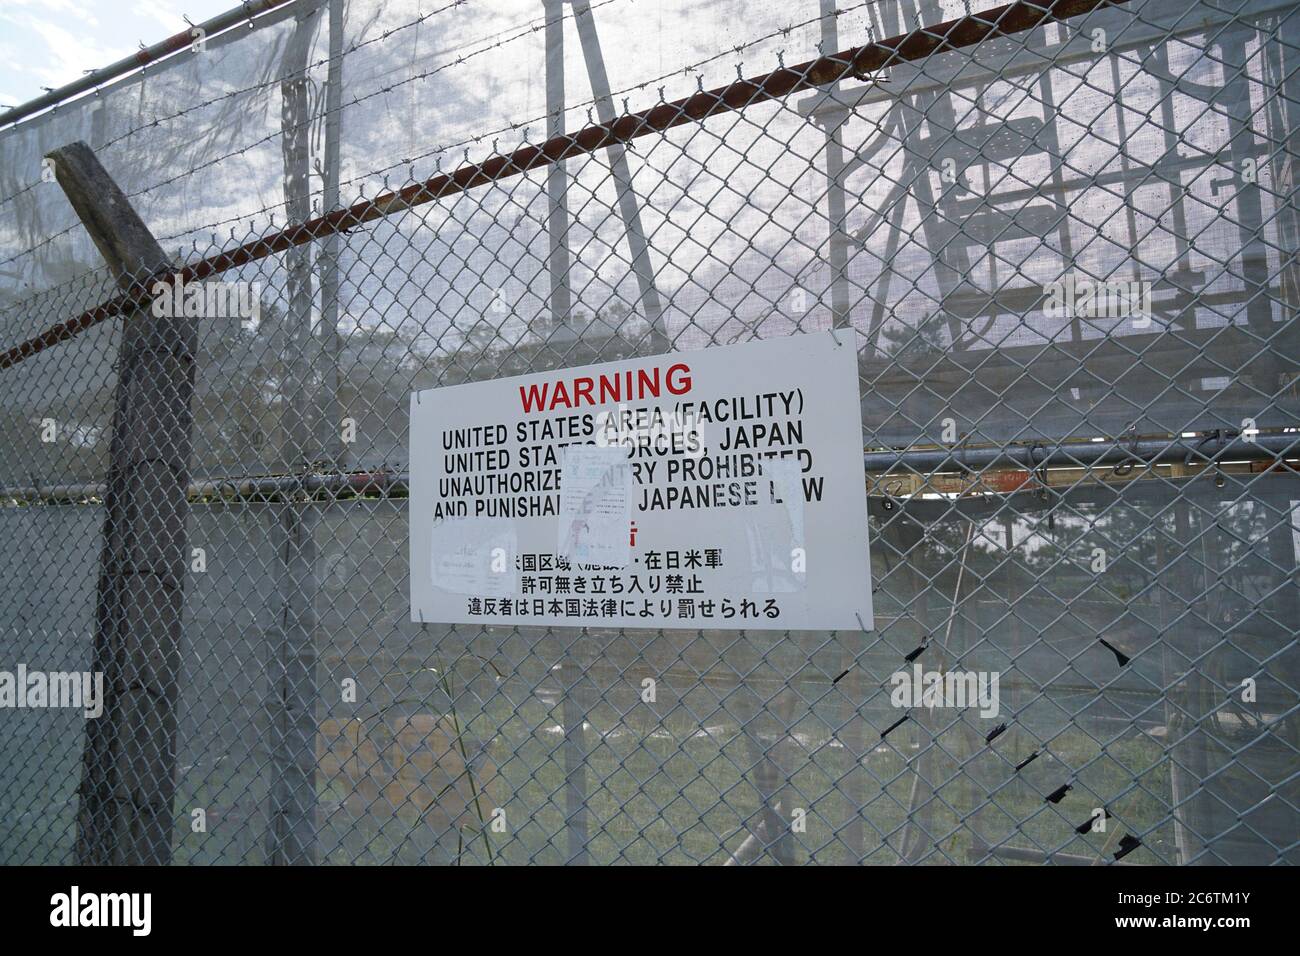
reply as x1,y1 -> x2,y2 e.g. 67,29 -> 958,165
519,363 -> 692,412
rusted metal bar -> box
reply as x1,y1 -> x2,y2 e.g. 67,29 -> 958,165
2,430 -> 1293,506
0,0 -> 1130,372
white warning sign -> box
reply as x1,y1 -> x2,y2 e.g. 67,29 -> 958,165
409,331 -> 873,630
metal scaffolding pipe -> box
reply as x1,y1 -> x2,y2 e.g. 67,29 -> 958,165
3,432 -> 1293,505
862,432 -> 1298,473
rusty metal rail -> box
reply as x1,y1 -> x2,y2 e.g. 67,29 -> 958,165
0,0 -> 1126,371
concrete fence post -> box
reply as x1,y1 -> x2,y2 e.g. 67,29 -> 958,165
46,141 -> 196,865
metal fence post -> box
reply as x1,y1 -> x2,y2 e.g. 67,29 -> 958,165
543,0 -> 591,866
46,141 -> 196,866
320,0 -> 346,468
815,0 -> 867,862
265,1 -> 325,866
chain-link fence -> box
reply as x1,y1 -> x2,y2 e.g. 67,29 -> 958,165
0,0 -> 1296,865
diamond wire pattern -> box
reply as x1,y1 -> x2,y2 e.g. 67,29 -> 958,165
0,0 -> 1296,865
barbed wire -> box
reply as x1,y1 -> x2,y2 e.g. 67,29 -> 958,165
0,0 -> 627,213
0,0 -> 862,277
0,0 -> 1134,369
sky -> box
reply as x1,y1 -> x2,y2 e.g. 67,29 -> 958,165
0,0 -> 235,109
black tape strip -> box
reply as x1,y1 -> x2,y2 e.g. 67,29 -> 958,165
1046,782 -> 1072,804
1114,833 -> 1142,860
880,713 -> 910,739
1099,637 -> 1131,667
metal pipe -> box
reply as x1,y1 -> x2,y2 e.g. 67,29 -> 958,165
320,0 -> 346,468
572,0 -> 668,351
265,1 -> 324,870
970,839 -> 1136,865
0,469 -> 395,502
0,0 -> 1134,371
3,432 -> 1293,505
541,0 -> 592,869
0,0 -> 299,130
862,432 -> 1298,473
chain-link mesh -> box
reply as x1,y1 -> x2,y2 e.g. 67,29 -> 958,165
0,0 -> 1296,865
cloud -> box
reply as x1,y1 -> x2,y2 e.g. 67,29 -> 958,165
131,0 -> 190,32
0,0 -> 83,14
0,0 -> 241,104
13,15 -> 124,88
